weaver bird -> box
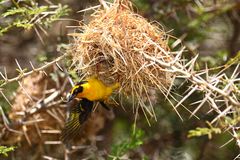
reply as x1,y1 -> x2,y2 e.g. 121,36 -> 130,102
67,77 -> 120,109
60,98 -> 94,143
60,77 -> 119,143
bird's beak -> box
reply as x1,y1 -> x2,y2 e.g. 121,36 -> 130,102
67,93 -> 76,102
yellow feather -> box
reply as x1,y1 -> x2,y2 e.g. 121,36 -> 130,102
76,77 -> 119,101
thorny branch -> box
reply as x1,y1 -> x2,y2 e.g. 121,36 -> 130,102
0,1 -> 239,156
144,48 -> 240,148
0,56 -> 74,159
143,49 -> 240,107
0,55 -> 101,159
0,54 -> 66,87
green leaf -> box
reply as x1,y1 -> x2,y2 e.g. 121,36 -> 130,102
27,6 -> 48,15
37,54 -> 48,62
13,19 -> 33,30
0,25 -> 12,36
2,7 -> 27,17
109,127 -> 144,159
226,51 -> 240,66
0,146 -> 16,157
42,4 -> 70,28
188,122 -> 221,139
1,3 -> 70,35
0,80 -> 5,87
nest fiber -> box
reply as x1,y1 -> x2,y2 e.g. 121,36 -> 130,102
69,1 -> 173,117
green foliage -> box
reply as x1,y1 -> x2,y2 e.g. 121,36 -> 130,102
133,0 -> 150,12
226,51 -> 240,66
0,82 -> 18,111
36,53 -> 48,62
0,1 -> 70,35
188,122 -> 221,139
0,146 -> 15,157
109,127 -> 144,160
0,80 -> 5,87
199,50 -> 228,68
0,0 -> 239,159
222,115 -> 240,128
188,3 -> 234,28
3,6 -> 48,17
41,4 -> 70,28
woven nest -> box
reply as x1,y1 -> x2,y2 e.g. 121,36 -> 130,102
68,0 -> 173,118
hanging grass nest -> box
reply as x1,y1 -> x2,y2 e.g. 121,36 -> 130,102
68,0 -> 173,118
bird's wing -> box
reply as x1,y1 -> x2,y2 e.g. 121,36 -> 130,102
99,101 -> 110,110
60,99 -> 93,144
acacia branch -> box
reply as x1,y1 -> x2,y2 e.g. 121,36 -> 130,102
0,54 -> 66,87
143,53 -> 240,107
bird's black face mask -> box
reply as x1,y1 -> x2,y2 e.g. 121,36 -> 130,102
67,86 -> 83,102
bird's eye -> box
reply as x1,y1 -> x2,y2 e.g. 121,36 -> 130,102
74,89 -> 79,94
73,89 -> 77,94
73,86 -> 83,94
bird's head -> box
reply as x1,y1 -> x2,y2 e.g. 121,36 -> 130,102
67,81 -> 87,102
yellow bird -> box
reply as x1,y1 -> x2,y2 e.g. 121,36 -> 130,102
67,77 -> 120,103
60,77 -> 119,143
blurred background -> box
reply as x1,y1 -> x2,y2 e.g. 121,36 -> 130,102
0,0 -> 239,159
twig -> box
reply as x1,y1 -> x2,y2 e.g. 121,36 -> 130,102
143,53 -> 240,107
0,54 -> 66,87
42,155 -> 59,160
99,0 -> 109,10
